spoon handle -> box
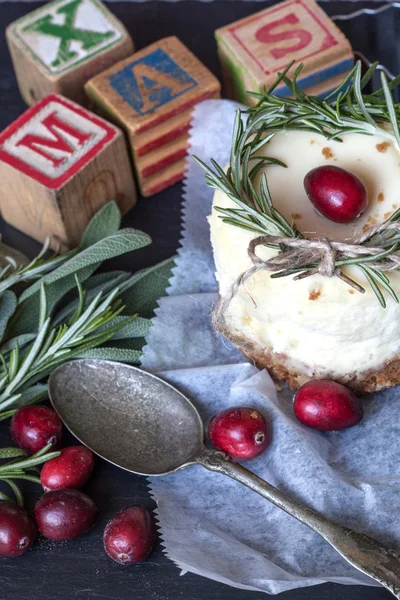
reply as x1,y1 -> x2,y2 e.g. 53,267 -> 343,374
196,448 -> 400,598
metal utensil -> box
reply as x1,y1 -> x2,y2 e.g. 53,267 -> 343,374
48,359 -> 400,598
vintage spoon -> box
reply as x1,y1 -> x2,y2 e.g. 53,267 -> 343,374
48,359 -> 400,598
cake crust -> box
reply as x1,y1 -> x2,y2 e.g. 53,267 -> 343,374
240,337 -> 400,394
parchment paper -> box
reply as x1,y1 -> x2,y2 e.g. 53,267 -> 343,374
141,99 -> 400,594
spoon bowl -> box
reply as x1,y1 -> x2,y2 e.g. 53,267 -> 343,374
48,359 -> 204,475
48,359 -> 400,598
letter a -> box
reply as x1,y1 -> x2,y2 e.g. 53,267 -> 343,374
131,63 -> 194,113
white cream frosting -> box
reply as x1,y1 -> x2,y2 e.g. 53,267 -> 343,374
209,129 -> 400,380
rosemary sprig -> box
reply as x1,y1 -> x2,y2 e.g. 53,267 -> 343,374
195,61 -> 400,307
0,237 -> 75,296
0,443 -> 60,506
0,279 -> 139,418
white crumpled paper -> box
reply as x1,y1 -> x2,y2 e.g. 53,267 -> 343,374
141,99 -> 400,594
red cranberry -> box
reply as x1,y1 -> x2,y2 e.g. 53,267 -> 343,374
40,446 -> 94,492
304,166 -> 368,223
0,501 -> 37,557
104,506 -> 155,565
208,407 -> 270,460
293,380 -> 363,431
34,489 -> 98,541
11,405 -> 62,455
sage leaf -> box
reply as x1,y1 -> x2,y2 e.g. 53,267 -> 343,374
0,334 -> 37,354
16,384 -> 48,407
9,264 -> 97,336
0,291 -> 17,343
79,201 -> 121,249
97,316 -> 152,340
19,229 -> 151,303
77,347 -> 142,363
0,448 -> 26,459
119,256 -> 176,317
52,271 -> 130,327
1,384 -> 48,413
80,270 -> 130,291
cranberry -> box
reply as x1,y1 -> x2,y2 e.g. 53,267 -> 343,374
304,166 -> 368,223
0,501 -> 37,557
34,489 -> 98,541
104,506 -> 155,565
40,446 -> 94,492
11,405 -> 62,455
208,407 -> 270,460
293,380 -> 363,431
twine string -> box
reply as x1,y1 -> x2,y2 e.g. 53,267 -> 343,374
213,221 -> 400,336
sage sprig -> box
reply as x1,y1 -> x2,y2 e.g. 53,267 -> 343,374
0,202 -> 176,416
195,61 -> 400,307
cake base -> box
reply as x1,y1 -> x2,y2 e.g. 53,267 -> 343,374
237,337 -> 400,395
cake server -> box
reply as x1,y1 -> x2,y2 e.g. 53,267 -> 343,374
48,359 -> 400,598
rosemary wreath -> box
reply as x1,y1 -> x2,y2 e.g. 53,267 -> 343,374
195,61 -> 400,308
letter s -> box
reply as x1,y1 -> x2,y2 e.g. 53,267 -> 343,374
255,13 -> 312,60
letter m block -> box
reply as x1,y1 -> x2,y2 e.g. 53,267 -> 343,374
215,0 -> 353,106
0,94 -> 136,249
6,0 -> 134,106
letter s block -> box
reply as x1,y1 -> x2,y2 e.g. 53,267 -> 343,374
0,94 -> 136,249
6,0 -> 134,106
215,0 -> 353,105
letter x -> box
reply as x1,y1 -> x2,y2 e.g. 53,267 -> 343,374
23,0 -> 114,70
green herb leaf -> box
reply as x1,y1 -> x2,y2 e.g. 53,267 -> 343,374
0,291 -> 17,343
52,271 -> 130,327
77,347 -> 142,363
0,448 -> 26,459
19,230 -> 151,303
79,201 -> 121,249
119,256 -> 176,317
9,265 -> 97,336
97,316 -> 152,340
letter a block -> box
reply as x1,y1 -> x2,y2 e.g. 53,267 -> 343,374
215,0 -> 353,105
6,0 -> 134,106
85,37 -> 221,197
0,94 -> 136,249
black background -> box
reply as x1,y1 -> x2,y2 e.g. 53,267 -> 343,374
0,2 -> 398,599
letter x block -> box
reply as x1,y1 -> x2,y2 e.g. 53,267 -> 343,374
0,94 -> 136,249
216,0 -> 353,105
85,36 -> 221,197
6,0 -> 134,106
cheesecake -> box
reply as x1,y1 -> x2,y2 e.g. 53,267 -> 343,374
209,127 -> 400,393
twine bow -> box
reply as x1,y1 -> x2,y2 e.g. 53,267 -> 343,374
213,221 -> 400,336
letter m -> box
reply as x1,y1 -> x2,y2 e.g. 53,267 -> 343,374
17,112 -> 91,167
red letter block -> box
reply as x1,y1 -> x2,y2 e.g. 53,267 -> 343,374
0,94 -> 136,249
215,0 -> 353,105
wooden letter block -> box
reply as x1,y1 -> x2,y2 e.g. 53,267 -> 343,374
85,36 -> 221,196
6,0 -> 134,106
0,94 -> 136,249
215,0 -> 353,105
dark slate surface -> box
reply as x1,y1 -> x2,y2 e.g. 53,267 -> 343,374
0,2 -> 397,599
